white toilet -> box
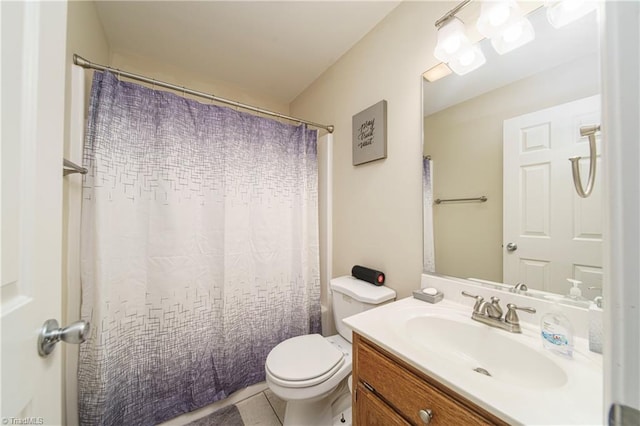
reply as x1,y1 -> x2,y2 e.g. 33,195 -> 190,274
265,275 -> 396,425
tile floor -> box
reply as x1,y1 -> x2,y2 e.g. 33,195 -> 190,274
235,389 -> 286,425
162,383 -> 286,426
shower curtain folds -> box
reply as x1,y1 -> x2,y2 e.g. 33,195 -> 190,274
78,71 -> 320,425
423,157 -> 435,272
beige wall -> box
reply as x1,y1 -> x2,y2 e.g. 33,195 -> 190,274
64,1 -> 111,113
63,0 -> 111,322
63,2 -> 110,426
290,2 -> 453,298
424,54 -> 600,283
109,50 -> 290,115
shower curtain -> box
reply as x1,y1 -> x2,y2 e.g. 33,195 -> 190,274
78,71 -> 320,425
423,157 -> 435,272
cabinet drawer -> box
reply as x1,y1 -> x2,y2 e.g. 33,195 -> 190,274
355,335 -> 502,426
355,382 -> 411,426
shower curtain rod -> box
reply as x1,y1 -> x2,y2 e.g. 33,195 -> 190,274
73,54 -> 334,134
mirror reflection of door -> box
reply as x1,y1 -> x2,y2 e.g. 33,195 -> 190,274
503,95 -> 602,296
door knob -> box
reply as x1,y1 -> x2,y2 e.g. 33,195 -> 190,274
38,319 -> 90,357
506,242 -> 518,252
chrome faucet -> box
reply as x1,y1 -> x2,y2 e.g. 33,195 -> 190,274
461,291 -> 536,333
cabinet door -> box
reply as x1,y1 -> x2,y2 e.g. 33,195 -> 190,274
353,334 -> 506,426
355,382 -> 410,426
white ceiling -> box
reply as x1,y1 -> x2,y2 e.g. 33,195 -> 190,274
95,1 -> 400,104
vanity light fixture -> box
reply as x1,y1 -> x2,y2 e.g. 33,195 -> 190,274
434,16 -> 486,75
477,1 -> 535,55
545,0 -> 598,28
429,0 -> 596,78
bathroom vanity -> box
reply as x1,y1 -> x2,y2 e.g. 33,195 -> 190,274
344,290 -> 603,425
353,333 -> 506,425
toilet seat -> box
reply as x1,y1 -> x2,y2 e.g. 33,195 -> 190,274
266,334 -> 345,388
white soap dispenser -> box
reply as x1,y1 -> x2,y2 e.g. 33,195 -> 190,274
567,279 -> 587,301
540,296 -> 574,358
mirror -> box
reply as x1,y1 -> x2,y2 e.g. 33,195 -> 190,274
422,6 -> 602,305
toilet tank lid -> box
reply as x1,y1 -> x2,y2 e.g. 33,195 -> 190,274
330,276 -> 396,304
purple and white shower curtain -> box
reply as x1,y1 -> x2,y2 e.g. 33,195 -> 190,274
78,72 -> 320,425
423,157 -> 435,272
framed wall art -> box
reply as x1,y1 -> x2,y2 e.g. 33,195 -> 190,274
352,100 -> 387,166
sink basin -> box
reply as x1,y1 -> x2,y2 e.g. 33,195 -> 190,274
404,315 -> 568,390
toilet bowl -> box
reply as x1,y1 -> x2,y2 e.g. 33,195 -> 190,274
265,276 -> 396,426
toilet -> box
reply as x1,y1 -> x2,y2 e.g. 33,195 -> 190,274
265,275 -> 396,425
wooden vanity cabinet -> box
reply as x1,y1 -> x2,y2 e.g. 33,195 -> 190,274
352,333 -> 508,426
355,381 -> 410,426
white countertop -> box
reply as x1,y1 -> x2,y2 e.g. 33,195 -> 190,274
344,296 -> 604,425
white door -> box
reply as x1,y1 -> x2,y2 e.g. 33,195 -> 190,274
503,95 -> 602,297
1,1 -> 68,423
602,1 -> 640,421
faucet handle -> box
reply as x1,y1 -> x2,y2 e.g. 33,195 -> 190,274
461,291 -> 485,314
461,291 -> 484,299
505,303 -> 536,325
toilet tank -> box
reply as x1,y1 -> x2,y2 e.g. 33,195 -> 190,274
330,276 -> 396,343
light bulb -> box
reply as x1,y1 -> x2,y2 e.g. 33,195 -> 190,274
477,1 -> 525,39
562,0 -> 583,11
443,36 -> 462,55
434,17 -> 471,63
448,44 -> 486,75
490,17 -> 535,55
489,4 -> 511,27
459,50 -> 476,66
546,0 -> 597,28
503,23 -> 523,43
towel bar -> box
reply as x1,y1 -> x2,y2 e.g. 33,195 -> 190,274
434,196 -> 487,204
63,158 -> 87,176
